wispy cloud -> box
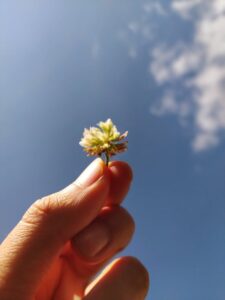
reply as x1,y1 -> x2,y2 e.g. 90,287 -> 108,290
128,22 -> 140,34
150,44 -> 201,84
118,2 -> 165,59
171,0 -> 205,19
119,0 -> 225,152
150,91 -> 190,119
143,1 -> 167,16
150,0 -> 225,152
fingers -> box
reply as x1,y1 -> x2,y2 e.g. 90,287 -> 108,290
0,158 -> 133,299
71,206 -> 135,275
0,158 -> 110,297
84,256 -> 150,300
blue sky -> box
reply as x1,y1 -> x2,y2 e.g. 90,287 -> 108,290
0,1 -> 225,299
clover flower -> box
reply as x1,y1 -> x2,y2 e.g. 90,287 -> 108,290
79,118 -> 128,165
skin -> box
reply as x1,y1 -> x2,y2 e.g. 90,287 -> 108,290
0,159 -> 149,300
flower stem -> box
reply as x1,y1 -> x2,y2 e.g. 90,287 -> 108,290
105,151 -> 109,166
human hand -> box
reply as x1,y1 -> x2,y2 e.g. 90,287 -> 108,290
0,159 -> 149,300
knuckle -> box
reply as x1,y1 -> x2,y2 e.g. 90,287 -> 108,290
22,183 -> 83,226
21,197 -> 51,226
22,192 -> 65,225
34,196 -> 54,215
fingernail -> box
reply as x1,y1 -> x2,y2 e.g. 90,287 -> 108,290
75,158 -> 104,188
72,221 -> 110,258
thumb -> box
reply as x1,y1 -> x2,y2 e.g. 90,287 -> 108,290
0,158 -> 109,297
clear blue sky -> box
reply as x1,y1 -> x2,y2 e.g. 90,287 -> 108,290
1,1 -> 225,299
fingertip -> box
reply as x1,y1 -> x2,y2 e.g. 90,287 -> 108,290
106,161 -> 133,205
84,256 -> 150,300
116,256 -> 150,294
108,160 -> 133,182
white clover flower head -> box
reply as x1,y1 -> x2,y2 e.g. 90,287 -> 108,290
79,118 -> 128,165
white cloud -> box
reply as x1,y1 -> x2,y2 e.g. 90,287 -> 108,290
143,2 -> 167,16
150,91 -> 191,120
150,0 -> 225,152
172,0 -> 225,20
127,20 -> 153,41
171,0 -> 206,19
128,22 -> 140,33
123,15 -> 154,59
150,92 -> 178,116
196,10 -> 225,61
150,44 -> 201,84
192,132 -> 219,152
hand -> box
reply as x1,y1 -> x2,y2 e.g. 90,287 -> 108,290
0,159 -> 149,300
